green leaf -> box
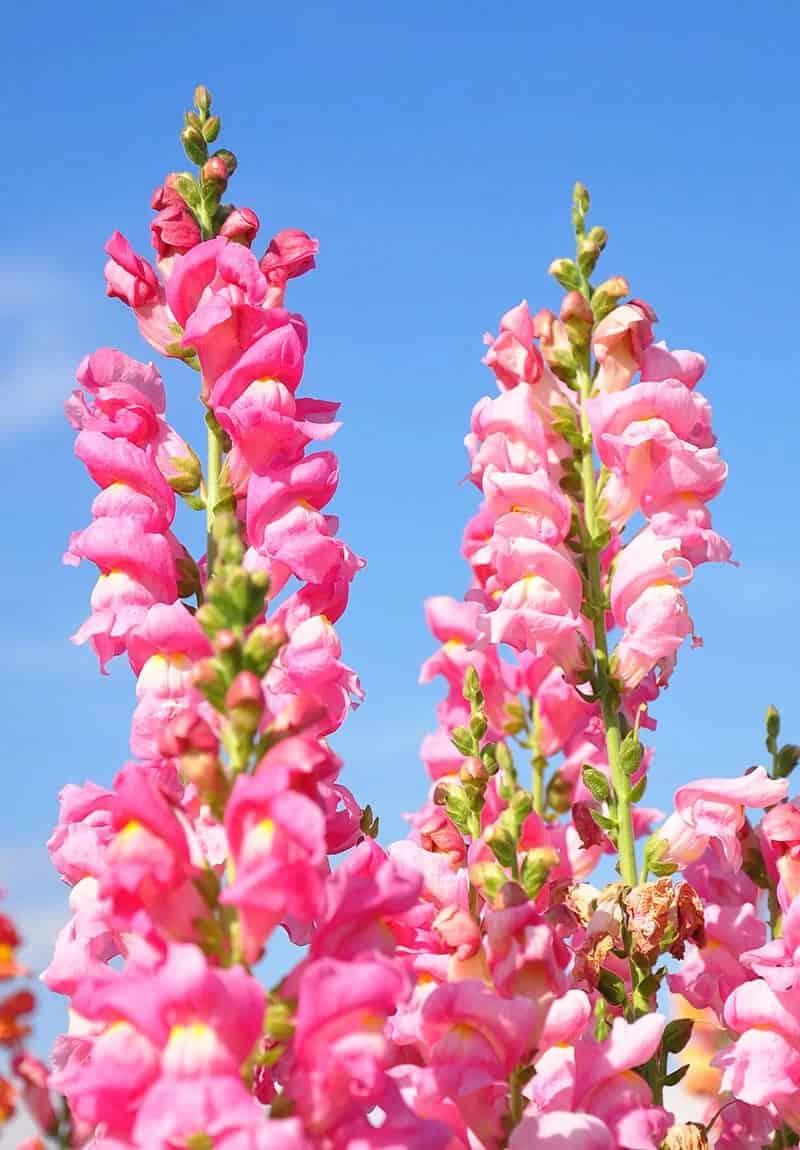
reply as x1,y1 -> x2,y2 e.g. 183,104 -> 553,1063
582,765 -> 611,803
629,775 -> 648,803
662,1018 -> 694,1054
598,968 -> 628,1007
590,808 -> 617,833
619,731 -> 644,776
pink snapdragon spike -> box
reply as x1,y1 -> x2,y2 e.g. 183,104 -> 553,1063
49,94 -> 800,1149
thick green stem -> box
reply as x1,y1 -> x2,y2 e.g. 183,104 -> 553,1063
577,360 -> 638,888
206,416 -> 222,578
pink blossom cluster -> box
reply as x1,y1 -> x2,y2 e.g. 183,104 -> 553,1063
42,89 -> 447,1150
32,95 -> 800,1150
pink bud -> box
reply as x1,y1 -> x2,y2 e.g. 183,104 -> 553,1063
202,155 -> 229,185
220,207 -> 260,246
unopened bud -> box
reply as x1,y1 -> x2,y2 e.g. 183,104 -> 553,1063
167,447 -> 203,495
243,622 -> 286,676
548,258 -> 581,293
202,155 -> 229,185
591,276 -> 629,322
173,172 -> 201,208
191,658 -> 227,710
220,207 -> 260,246
573,181 -> 590,216
212,148 -> 238,176
546,771 -> 573,814
264,999 -> 295,1042
202,115 -> 221,143
194,85 -> 212,116
196,602 -> 227,637
225,671 -> 265,736
485,823 -> 517,869
181,126 -> 208,166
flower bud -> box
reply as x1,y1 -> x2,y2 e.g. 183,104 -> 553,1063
560,290 -> 594,347
212,148 -> 238,175
202,115 -> 221,143
590,275 -> 629,322
548,258 -> 582,292
225,671 -> 265,736
181,126 -> 208,166
243,622 -> 286,676
191,658 -> 228,710
220,207 -> 260,246
194,85 -> 212,116
173,172 -> 201,209
202,155 -> 229,185
485,823 -> 518,869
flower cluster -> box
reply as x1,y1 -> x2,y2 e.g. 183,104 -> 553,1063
39,89 -> 800,1150
46,88 -> 444,1150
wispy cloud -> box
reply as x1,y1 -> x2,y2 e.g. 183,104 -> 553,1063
0,265 -> 89,437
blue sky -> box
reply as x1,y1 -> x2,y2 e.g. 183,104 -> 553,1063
2,0 -> 800,1069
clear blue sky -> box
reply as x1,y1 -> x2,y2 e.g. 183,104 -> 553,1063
2,0 -> 799,1057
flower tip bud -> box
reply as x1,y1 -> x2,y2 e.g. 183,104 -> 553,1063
194,85 -> 212,116
573,181 -> 590,213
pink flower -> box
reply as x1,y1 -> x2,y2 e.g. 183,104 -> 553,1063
104,232 -> 160,308
260,228 -> 319,306
741,894 -> 800,990
760,800 -> 800,909
483,535 -> 588,674
286,954 -> 409,1133
509,1112 -> 615,1149
221,771 -> 328,960
591,300 -> 656,393
640,340 -> 706,389
482,300 -> 544,391
720,978 -> 800,1127
668,901 -> 765,1013
103,233 -> 178,356
150,176 -> 202,260
530,1014 -> 670,1150
659,766 -> 788,869
610,529 -> 696,688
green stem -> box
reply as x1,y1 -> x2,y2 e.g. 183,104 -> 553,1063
531,700 -> 546,815
508,1066 -> 525,1131
576,359 -> 638,889
206,415 -> 222,578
